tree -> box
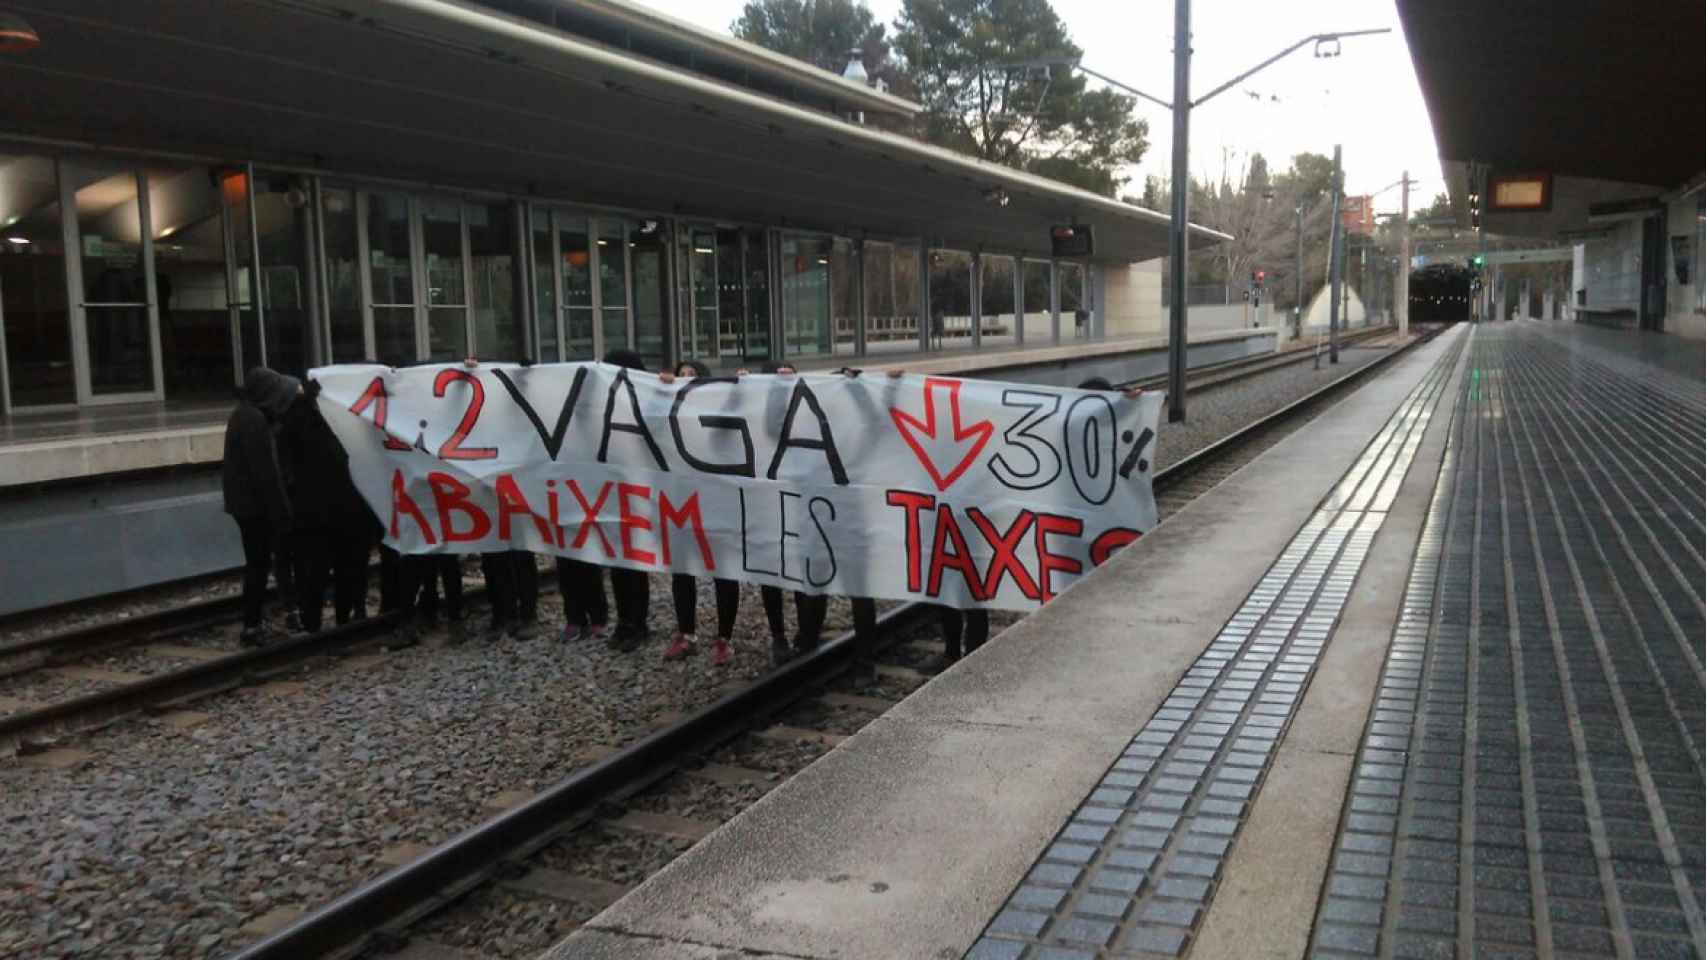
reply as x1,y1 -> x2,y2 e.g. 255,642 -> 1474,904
1151,152 -> 1347,312
1137,176 -> 1164,212
1410,192 -> 1452,227
1286,151 -> 1337,204
732,0 -> 886,73
733,0 -> 917,129
890,0 -> 1149,196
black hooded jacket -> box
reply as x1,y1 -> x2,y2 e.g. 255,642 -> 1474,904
278,381 -> 371,531
222,367 -> 298,523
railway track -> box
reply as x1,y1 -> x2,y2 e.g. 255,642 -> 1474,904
1122,323 -> 1394,395
214,323 -> 1444,960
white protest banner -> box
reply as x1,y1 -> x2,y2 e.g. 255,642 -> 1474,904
313,362 -> 1162,611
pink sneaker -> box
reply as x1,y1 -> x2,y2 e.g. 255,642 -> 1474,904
711,637 -> 733,667
587,622 -> 610,642
560,623 -> 585,643
663,632 -> 695,661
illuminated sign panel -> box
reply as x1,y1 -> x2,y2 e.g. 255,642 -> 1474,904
1488,172 -> 1552,212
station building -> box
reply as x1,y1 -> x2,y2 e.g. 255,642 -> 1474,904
0,0 -> 1227,419
0,0 -> 1238,614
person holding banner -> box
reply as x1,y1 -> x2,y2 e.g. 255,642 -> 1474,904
556,557 -> 609,644
753,361 -> 829,667
222,366 -> 300,647
656,360 -> 741,667
601,349 -> 655,654
279,379 -> 375,635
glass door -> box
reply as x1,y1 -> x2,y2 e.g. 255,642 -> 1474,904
64,162 -> 161,403
686,227 -> 718,360
419,198 -> 469,361
365,191 -> 417,366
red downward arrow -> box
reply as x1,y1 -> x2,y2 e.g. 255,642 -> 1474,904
889,377 -> 995,492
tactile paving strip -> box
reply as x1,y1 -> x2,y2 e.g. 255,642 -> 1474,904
966,331 -> 1467,960
1309,326 -> 1706,959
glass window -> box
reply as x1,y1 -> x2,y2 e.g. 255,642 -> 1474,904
597,218 -> 628,355
719,228 -> 747,361
1060,261 -> 1087,338
781,233 -> 832,357
252,173 -> 314,377
562,214 -> 595,360
71,164 -> 154,395
981,255 -> 1017,349
216,171 -> 261,375
468,201 -> 521,361
0,153 -> 73,407
421,198 -> 466,362
149,164 -> 237,400
630,221 -> 668,369
366,191 -> 415,365
929,249 -> 972,350
865,240 -> 921,357
531,208 -> 558,362
742,228 -> 770,362
321,187 -> 364,362
1022,259 -> 1052,342
830,237 -> 858,355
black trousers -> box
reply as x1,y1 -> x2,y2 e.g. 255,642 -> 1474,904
937,607 -> 989,659
236,516 -> 275,629
672,574 -> 739,638
852,597 -> 879,662
273,531 -> 297,612
760,587 -> 827,649
412,554 -> 463,622
610,567 -> 650,636
482,551 -> 539,628
379,543 -> 415,615
556,557 -> 609,628
293,527 -> 371,633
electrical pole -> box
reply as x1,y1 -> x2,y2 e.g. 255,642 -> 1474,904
1398,169 -> 1410,336
1166,0 -> 1191,424
1327,144 -> 1343,363
1294,203 -> 1305,338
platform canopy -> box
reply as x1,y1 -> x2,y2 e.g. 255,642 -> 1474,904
0,0 -> 1226,262
1399,0 -> 1706,191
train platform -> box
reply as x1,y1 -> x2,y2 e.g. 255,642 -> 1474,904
540,320 -> 1706,959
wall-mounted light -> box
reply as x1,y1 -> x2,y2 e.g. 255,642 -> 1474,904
6,236 -> 31,245
0,11 -> 40,54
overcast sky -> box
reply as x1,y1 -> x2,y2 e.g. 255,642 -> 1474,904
644,0 -> 1443,216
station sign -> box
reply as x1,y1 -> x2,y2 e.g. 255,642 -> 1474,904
1051,224 -> 1093,258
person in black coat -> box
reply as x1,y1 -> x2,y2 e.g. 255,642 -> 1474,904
278,380 -> 376,635
223,366 -> 299,646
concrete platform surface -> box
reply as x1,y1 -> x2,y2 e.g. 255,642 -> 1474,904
542,327 -> 1468,960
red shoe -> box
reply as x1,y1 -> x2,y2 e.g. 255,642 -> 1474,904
711,637 -> 733,667
663,632 -> 695,661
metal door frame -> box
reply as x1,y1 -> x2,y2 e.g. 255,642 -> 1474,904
64,161 -> 164,406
